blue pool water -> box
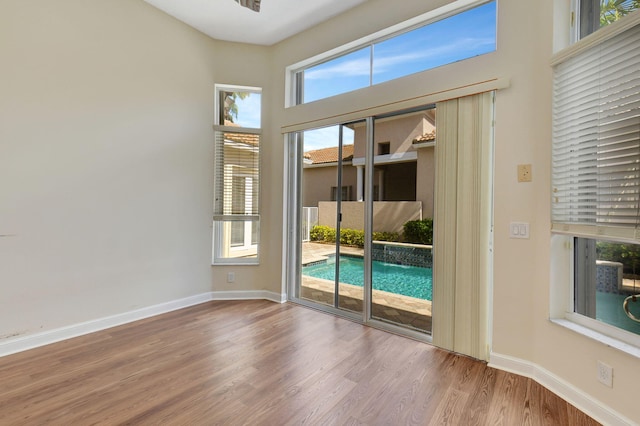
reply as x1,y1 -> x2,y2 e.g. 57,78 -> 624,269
596,292 -> 640,335
303,256 -> 432,301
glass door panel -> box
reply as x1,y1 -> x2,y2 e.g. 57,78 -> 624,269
369,109 -> 435,333
299,123 -> 363,314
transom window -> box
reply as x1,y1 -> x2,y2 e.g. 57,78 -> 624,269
289,1 -> 496,105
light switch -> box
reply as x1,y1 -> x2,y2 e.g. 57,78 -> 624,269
510,222 -> 530,239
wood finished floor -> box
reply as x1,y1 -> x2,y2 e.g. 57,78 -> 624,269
0,300 -> 599,425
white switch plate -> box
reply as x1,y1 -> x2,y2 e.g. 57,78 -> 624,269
227,272 -> 235,283
510,222 -> 530,239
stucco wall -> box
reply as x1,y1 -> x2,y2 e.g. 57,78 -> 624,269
302,165 -> 357,207
352,112 -> 431,158
416,147 -> 435,217
318,201 -> 422,234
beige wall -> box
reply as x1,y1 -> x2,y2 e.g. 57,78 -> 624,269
352,112 -> 432,158
2,0 -> 639,422
302,164 -> 357,207
416,147 -> 435,217
0,0 -> 218,336
318,201 -> 422,234
208,40 -> 272,292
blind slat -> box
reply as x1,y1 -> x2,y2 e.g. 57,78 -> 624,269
552,22 -> 640,235
213,131 -> 261,217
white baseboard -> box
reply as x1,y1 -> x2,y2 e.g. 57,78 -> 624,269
211,290 -> 287,304
0,291 -> 286,358
489,352 -> 636,426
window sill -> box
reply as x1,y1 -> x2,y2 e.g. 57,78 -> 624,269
550,318 -> 640,359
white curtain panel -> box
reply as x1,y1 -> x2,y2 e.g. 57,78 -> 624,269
235,0 -> 261,12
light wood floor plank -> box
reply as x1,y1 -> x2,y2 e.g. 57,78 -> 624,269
0,300 -> 600,425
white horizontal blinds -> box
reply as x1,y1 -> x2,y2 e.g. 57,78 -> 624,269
552,21 -> 640,240
213,130 -> 260,219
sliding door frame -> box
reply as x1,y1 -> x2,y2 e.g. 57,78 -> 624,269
285,110 -> 435,342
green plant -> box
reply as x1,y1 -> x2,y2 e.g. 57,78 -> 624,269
597,241 -> 640,276
308,226 -> 400,247
340,228 -> 364,247
310,225 -> 336,243
373,231 -> 401,242
402,218 -> 433,245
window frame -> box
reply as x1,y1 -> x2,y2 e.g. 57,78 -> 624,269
285,0 -> 497,107
551,11 -> 640,355
212,84 -> 262,265
572,0 -> 640,42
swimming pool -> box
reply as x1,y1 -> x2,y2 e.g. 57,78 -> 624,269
303,255 -> 432,300
596,291 -> 640,335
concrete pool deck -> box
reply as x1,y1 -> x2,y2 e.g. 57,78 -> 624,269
301,242 -> 432,332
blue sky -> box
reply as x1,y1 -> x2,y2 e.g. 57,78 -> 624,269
304,126 -> 355,153
304,1 -> 496,106
231,93 -> 262,128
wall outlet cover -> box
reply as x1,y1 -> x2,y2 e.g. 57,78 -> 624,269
517,164 -> 532,182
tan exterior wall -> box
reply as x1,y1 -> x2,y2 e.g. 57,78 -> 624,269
416,147 -> 435,218
318,201 -> 422,234
352,112 -> 434,158
305,113 -> 434,208
303,164 -> 357,207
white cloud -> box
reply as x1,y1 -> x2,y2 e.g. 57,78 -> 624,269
304,57 -> 370,81
374,37 -> 495,73
305,37 -> 494,82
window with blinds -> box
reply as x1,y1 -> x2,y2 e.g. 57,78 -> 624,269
212,85 -> 261,264
552,13 -> 640,344
552,17 -> 640,241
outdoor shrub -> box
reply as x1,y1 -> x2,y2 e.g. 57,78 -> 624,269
310,226 -> 401,247
402,218 -> 433,245
340,229 -> 364,247
310,225 -> 336,243
373,231 -> 401,242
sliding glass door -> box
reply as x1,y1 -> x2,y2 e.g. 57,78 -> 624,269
369,110 -> 435,333
290,108 -> 435,335
287,92 -> 494,358
297,123 -> 364,315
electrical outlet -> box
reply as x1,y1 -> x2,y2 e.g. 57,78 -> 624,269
227,272 -> 235,283
517,164 -> 532,182
597,360 -> 613,387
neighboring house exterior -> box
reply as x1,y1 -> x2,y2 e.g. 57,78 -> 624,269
302,110 -> 435,232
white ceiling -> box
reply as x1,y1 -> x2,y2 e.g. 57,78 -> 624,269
143,0 -> 368,46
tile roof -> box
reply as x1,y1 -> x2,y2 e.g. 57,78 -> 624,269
225,132 -> 259,146
304,144 -> 354,164
412,130 -> 436,144
223,120 -> 259,146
